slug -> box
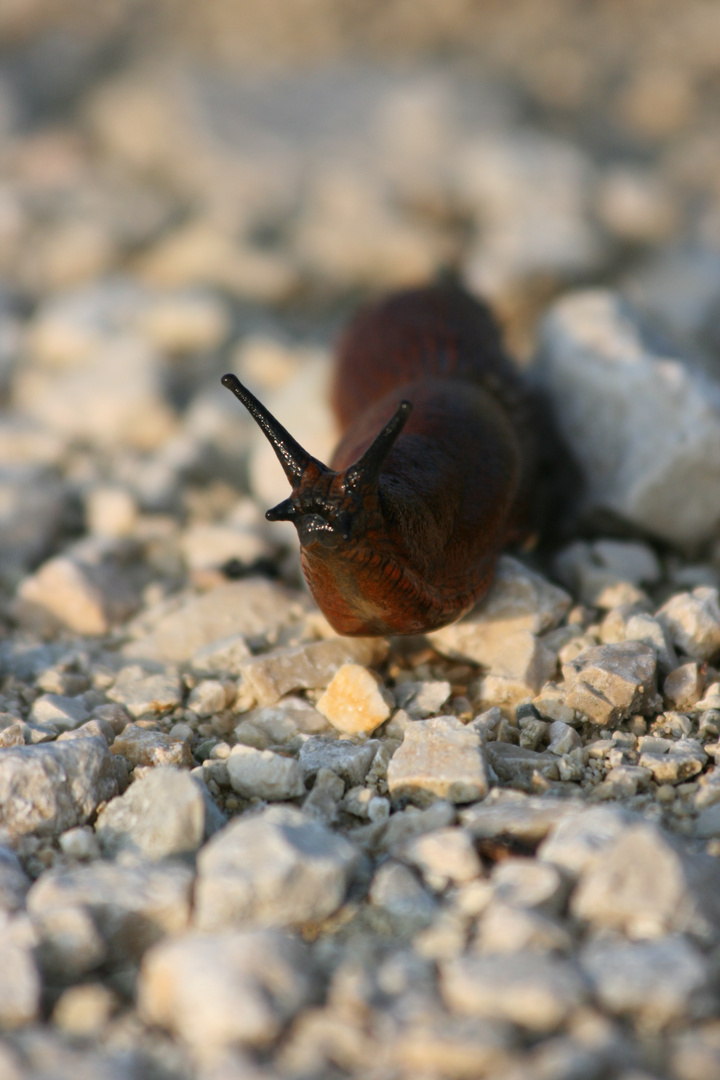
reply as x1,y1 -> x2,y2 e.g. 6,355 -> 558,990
222,284 -> 546,636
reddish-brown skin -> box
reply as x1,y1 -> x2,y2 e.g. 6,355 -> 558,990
222,285 -> 540,636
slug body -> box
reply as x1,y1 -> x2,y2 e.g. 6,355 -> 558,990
222,285 -> 540,636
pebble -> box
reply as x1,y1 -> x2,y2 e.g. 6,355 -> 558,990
27,859 -> 194,964
0,738 -> 117,839
111,724 -> 193,769
107,665 -> 182,717
581,936 -> 709,1028
226,745 -> 306,801
639,740 -> 707,784
387,715 -> 489,806
570,821 -> 720,941
188,679 -> 231,718
95,767 -> 225,859
194,806 -> 358,931
475,902 -> 572,955
298,736 -> 379,787
15,555 -> 114,635
562,642 -> 659,725
535,289 -> 720,545
460,792 -> 573,844
124,579 -> 307,664
441,952 -> 587,1032
369,861 -> 438,931
191,634 -> 252,677
0,847 -> 31,912
52,983 -> 118,1036
555,538 -> 661,606
238,637 -> 388,707
657,587 -> 720,662
399,827 -> 482,890
85,486 -> 138,538
139,929 -> 315,1052
32,903 -> 107,979
538,806 -> 633,877
316,663 -> 393,735
30,693 -> 90,731
429,556 -> 571,663
489,857 -> 566,915
664,662 -> 705,710
484,741 -> 560,786
0,941 -> 41,1029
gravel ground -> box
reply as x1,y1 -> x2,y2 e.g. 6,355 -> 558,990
2,5 -> 720,1079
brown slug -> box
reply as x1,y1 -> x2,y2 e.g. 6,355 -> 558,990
222,284 -> 546,637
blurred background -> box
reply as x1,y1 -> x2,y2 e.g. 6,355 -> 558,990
1,0 -> 720,613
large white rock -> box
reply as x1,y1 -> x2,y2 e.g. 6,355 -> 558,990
534,289 -> 720,545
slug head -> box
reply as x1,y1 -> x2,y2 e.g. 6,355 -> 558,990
221,374 -> 411,550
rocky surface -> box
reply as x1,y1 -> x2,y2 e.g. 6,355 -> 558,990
1,4 -> 720,1077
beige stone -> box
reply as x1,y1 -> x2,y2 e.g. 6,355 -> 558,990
316,664 -> 392,735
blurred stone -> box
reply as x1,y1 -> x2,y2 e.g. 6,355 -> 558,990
108,667 -> 182,718
657,588 -> 720,662
596,167 -> 677,244
441,952 -> 587,1032
139,929 -> 315,1052
0,847 -> 30,912
195,806 -> 358,930
485,742 -> 560,786
227,745 -> 305,801
475,902 -> 572,955
535,290 -> 720,545
459,132 -> 603,297
192,634 -> 252,677
489,857 -> 565,915
124,580 -> 307,664
0,738 -> 116,839
387,715 -> 488,807
96,767 -> 224,859
554,539 -> 661,606
460,792 -> 573,844
32,904 -> 107,980
85,486 -> 138,538
15,554 -> 139,636
562,642 -> 658,725
0,941 -> 40,1029
0,467 -> 66,578
52,984 -> 118,1037
316,664 -> 392,735
571,821 -> 720,941
188,679 -> 230,717
137,290 -> 230,353
581,936 -> 709,1028
399,827 -> 482,890
664,663 -> 705,710
111,723 -> 193,769
538,806 -> 632,878
369,861 -> 437,932
394,680 -> 451,719
27,860 -> 194,963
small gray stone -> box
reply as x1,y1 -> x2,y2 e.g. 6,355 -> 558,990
562,641 -> 658,725
624,613 -> 678,673
111,724 -> 193,769
95,767 -> 225,859
302,768 -> 345,824
369,861 -> 438,931
441,952 -> 587,1031
298,736 -> 378,787
195,806 -> 358,930
460,792 -> 574,844
32,904 -> 107,979
664,662 -> 705,710
107,666 -> 182,718
381,801 -> 456,852
485,742 -> 560,786
657,588 -> 720,662
238,637 -> 388,706
695,803 -> 720,838
0,738 -> 117,839
547,720 -> 582,755
227,745 -> 306,801
581,936 -> 709,1027
139,929 -> 315,1051
489,857 -> 566,915
27,860 -> 194,963
571,821 -> 720,941
30,693 -> 90,731
394,680 -> 452,719
240,698 -> 328,745
387,715 -> 488,806
538,806 -> 633,877
640,739 -> 707,785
